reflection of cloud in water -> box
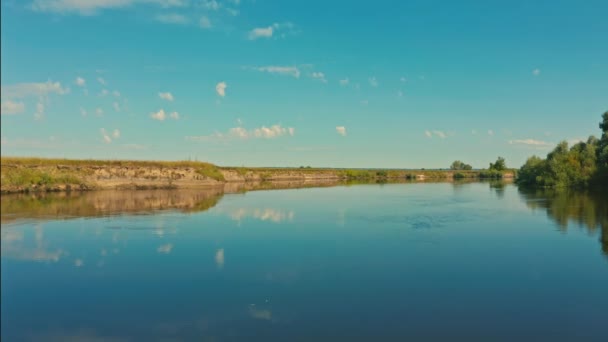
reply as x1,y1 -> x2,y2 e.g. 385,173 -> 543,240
100,248 -> 107,256
1,246 -> 66,262
249,306 -> 272,321
229,208 -> 295,223
157,243 -> 173,254
215,248 -> 225,269
1,229 -> 23,242
74,259 -> 84,267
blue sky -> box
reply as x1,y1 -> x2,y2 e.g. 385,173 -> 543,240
1,0 -> 607,168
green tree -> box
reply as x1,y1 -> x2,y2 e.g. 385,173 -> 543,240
598,111 -> 608,169
489,157 -> 507,171
450,160 -> 473,170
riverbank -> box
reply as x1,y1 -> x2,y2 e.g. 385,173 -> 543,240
0,157 -> 514,194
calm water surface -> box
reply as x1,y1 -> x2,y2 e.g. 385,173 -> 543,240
1,182 -> 607,341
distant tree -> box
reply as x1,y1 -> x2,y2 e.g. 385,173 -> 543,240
489,157 -> 507,171
450,160 -> 473,170
598,111 -> 608,169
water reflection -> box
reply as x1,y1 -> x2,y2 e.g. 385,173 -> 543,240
519,188 -> 608,256
0,180 -> 339,225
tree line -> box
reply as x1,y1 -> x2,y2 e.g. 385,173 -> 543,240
517,111 -> 608,188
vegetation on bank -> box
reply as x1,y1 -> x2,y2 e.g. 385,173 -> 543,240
517,112 -> 608,188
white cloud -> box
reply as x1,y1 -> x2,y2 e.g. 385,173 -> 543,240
157,243 -> 173,254
150,109 -> 167,121
369,77 -> 378,87
112,129 -> 120,138
34,102 -> 45,120
112,90 -> 121,97
150,108 -> 179,121
215,248 -> 224,269
248,26 -> 273,40
488,129 -> 494,136
74,259 -> 84,267
400,77 -> 407,82
1,100 -> 25,115
1,80 -> 69,99
186,124 -> 295,141
158,92 -> 174,101
199,0 -> 219,10
215,82 -> 227,97
532,68 -> 541,76
471,129 -> 477,135
339,78 -> 349,86
252,66 -> 300,78
100,128 -> 112,143
97,77 -> 106,85
397,90 -> 403,97
75,77 -> 86,86
199,15 -> 211,28
99,89 -> 109,97
311,72 -> 327,83
80,107 -> 87,116
433,130 -> 447,139
30,0 -> 189,15
96,107 -> 104,116
425,130 -> 447,139
508,139 -> 551,147
156,13 -> 189,24
336,126 -> 347,136
360,99 -> 368,105
113,102 -> 120,112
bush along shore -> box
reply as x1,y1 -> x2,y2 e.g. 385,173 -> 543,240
517,111 -> 608,189
0,157 -> 515,194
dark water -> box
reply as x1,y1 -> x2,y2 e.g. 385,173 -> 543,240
1,182 -> 607,341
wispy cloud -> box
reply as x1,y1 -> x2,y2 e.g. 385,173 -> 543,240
532,68 -> 541,76
215,81 -> 227,97
34,102 -> 45,120
30,0 -> 189,16
97,77 -> 106,85
248,22 -> 296,40
488,129 -> 494,136
336,126 -> 347,136
1,100 -> 25,115
158,92 -> 174,101
339,78 -> 349,86
186,124 -> 295,141
509,139 -> 551,147
1,80 -> 69,99
311,72 -> 327,83
248,26 -> 273,40
251,66 -> 300,78
368,76 -> 378,87
113,102 -> 121,112
155,13 -> 189,25
100,128 -> 120,143
96,107 -> 104,116
425,130 -> 447,139
75,77 -> 86,86
199,15 -> 211,28
150,108 -> 179,121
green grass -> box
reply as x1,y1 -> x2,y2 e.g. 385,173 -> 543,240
194,165 -> 225,182
1,156 -> 218,169
1,167 -> 84,188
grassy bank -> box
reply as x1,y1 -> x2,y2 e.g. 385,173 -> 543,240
1,157 -> 515,194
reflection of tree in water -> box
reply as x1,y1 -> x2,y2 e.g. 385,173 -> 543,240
489,181 -> 506,198
519,188 -> 608,257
